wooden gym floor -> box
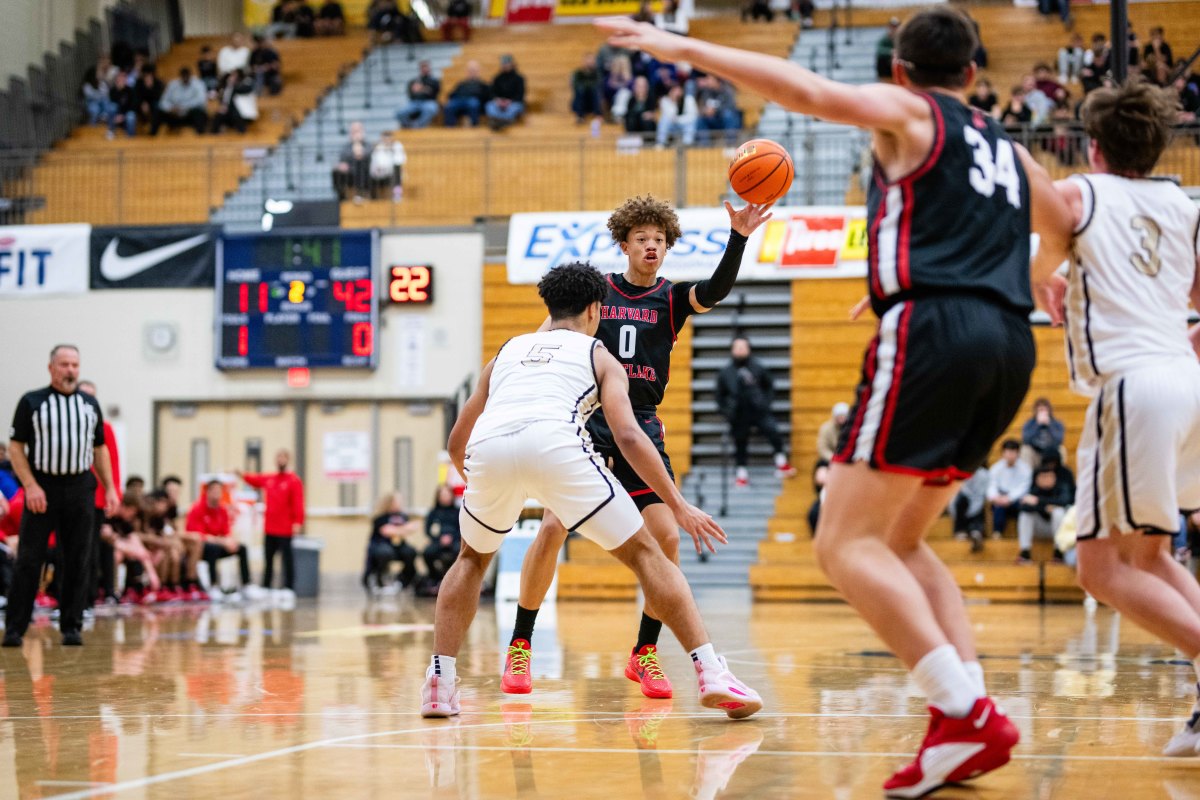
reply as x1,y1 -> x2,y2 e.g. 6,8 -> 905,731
1,586 -> 1199,799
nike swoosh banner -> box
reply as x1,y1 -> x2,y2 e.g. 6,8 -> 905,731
0,223 -> 91,295
90,224 -> 218,289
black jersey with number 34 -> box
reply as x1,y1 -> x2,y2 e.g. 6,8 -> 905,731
596,272 -> 696,410
866,92 -> 1032,316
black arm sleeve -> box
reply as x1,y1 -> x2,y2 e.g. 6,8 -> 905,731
692,230 -> 748,310
9,394 -> 33,443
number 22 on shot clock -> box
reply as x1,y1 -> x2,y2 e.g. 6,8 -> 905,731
388,265 -> 433,304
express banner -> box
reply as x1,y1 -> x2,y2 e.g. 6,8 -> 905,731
0,224 -> 91,296
90,225 -> 217,289
505,206 -> 868,284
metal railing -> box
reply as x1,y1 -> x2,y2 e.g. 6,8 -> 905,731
1,125 -> 1197,227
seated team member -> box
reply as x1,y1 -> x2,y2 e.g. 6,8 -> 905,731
422,262 -> 761,720
159,475 -> 208,600
0,489 -> 22,606
364,492 -> 418,592
421,484 -> 461,590
142,490 -> 190,602
105,494 -> 163,604
185,480 -> 258,601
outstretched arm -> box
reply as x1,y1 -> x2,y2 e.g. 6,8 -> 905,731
1018,145 -> 1078,325
447,359 -> 495,479
689,201 -> 772,312
596,18 -> 930,134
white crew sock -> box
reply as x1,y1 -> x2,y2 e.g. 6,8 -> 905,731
690,642 -> 722,672
911,644 -> 980,718
429,654 -> 457,682
774,452 -> 788,468
735,466 -> 749,481
964,660 -> 986,697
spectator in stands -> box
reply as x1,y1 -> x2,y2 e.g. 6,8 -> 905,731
1126,28 -> 1142,70
1021,397 -> 1065,465
673,60 -> 697,97
624,75 -> 657,136
108,71 -> 138,138
333,121 -> 371,202
597,40 -> 632,75
1057,33 -> 1085,85
369,130 -> 407,201
185,480 -> 258,600
788,0 -> 815,28
875,18 -> 899,81
1176,73 -> 1200,138
421,485 -> 460,592
952,466 -> 989,553
81,69 -> 116,128
0,490 -> 18,606
696,74 -> 741,145
443,60 -> 490,127
1037,0 -> 1070,27
250,34 -> 283,96
968,77 -> 1000,118
1143,26 -> 1172,81
632,0 -> 655,23
740,0 -> 773,23
816,402 -> 849,462
1080,33 -> 1110,94
238,450 -> 304,597
717,337 -> 796,487
364,492 -> 418,592
1046,96 -> 1080,165
442,0 -> 472,42
293,1 -> 317,37
1018,73 -> 1053,126
159,67 -> 209,134
1017,467 -> 1071,564
605,53 -> 635,120
1033,63 -> 1068,104
971,17 -> 988,69
654,0 -> 689,36
1000,86 -> 1033,127
269,0 -> 299,38
210,69 -> 258,134
95,54 -> 119,85
128,50 -> 150,81
316,1 -> 345,35
218,33 -> 251,78
397,60 -> 441,128
987,439 -> 1031,537
571,53 -> 604,125
485,55 -> 526,131
655,82 -> 697,147
135,66 -> 164,135
0,442 -> 18,499
368,0 -> 422,45
807,460 -> 829,536
197,45 -> 220,93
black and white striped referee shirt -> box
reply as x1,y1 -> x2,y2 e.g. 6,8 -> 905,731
9,387 -> 106,476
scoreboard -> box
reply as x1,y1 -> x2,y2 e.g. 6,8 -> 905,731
216,231 -> 378,370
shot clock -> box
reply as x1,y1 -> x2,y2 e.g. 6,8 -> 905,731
216,231 -> 379,369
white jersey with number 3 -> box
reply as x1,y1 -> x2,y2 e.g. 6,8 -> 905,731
1064,174 -> 1200,397
469,329 -> 602,445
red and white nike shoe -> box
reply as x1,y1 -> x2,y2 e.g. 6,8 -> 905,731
420,669 -> 461,719
626,644 -> 673,699
501,639 -> 533,694
884,697 -> 1019,798
695,655 -> 762,719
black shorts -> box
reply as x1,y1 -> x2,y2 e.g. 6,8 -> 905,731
587,409 -> 674,511
834,295 -> 1035,483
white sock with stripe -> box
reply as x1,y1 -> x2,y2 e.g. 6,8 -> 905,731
428,654 -> 457,682
912,644 -> 979,719
689,643 -> 722,671
963,660 -> 986,697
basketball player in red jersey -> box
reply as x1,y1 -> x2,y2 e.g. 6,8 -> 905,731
600,9 -> 1070,797
502,196 -> 774,699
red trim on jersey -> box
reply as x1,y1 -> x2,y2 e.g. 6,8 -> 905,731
867,188 -> 889,300
666,286 -> 678,344
872,303 -> 913,468
607,274 -> 665,301
833,337 -> 881,463
897,182 -> 915,291
629,488 -> 656,497
656,416 -> 666,440
898,93 -> 946,184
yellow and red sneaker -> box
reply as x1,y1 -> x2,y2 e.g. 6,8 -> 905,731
626,644 -> 673,699
501,639 -> 533,694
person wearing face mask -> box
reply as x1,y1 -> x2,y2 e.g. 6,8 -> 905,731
716,336 -> 796,488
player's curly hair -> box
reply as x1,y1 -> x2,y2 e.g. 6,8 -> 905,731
538,261 -> 608,320
606,195 -> 683,249
1082,79 -> 1179,177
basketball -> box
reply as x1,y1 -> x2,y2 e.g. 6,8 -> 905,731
728,138 -> 794,205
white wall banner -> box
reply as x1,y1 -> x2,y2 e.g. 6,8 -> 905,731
323,431 -> 371,481
505,206 -> 868,284
0,223 -> 92,295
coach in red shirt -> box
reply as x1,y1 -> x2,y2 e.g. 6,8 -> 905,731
0,489 -> 22,603
237,448 -> 304,595
185,480 -> 252,597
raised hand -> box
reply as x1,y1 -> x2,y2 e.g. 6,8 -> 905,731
673,502 -> 728,555
724,201 -> 774,237
594,17 -> 687,62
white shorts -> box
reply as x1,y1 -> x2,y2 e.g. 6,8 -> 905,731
1076,359 -> 1200,540
459,421 -> 644,554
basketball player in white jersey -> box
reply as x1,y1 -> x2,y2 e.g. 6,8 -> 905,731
1033,80 -> 1200,757
421,262 -> 762,720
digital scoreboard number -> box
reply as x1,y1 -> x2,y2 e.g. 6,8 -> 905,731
216,231 -> 379,370
387,265 -> 433,304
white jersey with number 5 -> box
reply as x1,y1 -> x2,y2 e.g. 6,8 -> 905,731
469,329 -> 602,445
1064,174 -> 1200,397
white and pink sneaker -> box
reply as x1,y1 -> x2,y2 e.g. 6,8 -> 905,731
695,655 -> 762,719
421,668 -> 461,718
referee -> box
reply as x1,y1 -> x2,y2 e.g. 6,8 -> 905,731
3,345 -> 119,647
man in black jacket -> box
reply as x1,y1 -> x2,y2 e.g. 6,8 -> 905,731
485,54 -> 525,131
716,337 -> 796,487
1016,466 -> 1071,564
443,60 -> 490,127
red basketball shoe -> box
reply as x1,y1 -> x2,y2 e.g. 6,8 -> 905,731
884,697 -> 1019,799
626,644 -> 673,699
501,639 -> 533,694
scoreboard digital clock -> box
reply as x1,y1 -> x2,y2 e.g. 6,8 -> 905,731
215,231 -> 379,370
